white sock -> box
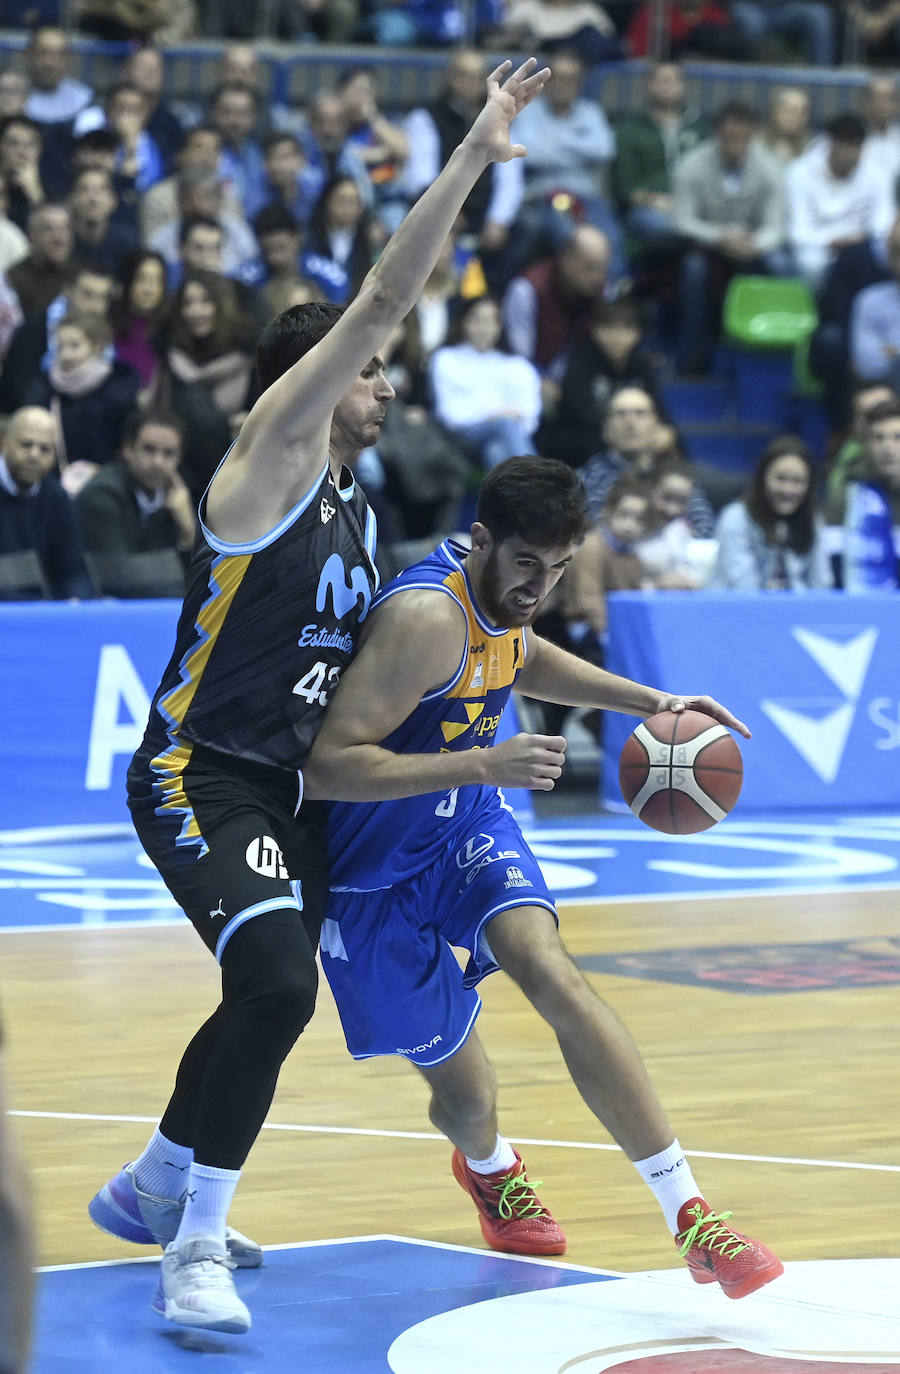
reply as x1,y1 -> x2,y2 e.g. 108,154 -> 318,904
465,1135 -> 519,1175
131,1128 -> 193,1201
174,1163 -> 240,1247
632,1139 -> 702,1235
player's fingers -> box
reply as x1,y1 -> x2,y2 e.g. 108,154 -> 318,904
533,734 -> 567,753
515,66 -> 551,98
503,56 -> 538,88
696,697 -> 752,739
486,59 -> 513,87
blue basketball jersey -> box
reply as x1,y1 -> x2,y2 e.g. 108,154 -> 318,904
327,538 -> 529,889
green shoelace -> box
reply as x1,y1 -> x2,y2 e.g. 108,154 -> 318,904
492,1170 -> 547,1220
677,1203 -> 750,1259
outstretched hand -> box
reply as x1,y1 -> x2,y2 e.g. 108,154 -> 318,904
464,58 -> 551,165
656,695 -> 752,741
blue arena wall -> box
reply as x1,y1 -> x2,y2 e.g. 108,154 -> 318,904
2,594 -> 899,830
603,591 -> 900,812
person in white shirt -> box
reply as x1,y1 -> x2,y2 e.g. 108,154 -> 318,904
860,74 -> 900,198
786,112 -> 896,291
430,294 -> 542,471
23,27 -> 92,127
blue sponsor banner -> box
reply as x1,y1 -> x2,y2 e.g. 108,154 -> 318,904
0,601 -> 533,830
603,591 -> 900,811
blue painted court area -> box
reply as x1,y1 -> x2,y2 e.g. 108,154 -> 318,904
2,813 -> 899,932
33,1238 -> 605,1373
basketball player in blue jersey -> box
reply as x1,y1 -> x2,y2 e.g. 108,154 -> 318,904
305,456 -> 783,1301
88,59 -> 555,1336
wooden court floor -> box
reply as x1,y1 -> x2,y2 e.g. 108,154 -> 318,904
4,886 -> 899,1274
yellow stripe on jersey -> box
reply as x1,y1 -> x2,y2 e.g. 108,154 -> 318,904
150,553 -> 253,846
440,568 -> 522,701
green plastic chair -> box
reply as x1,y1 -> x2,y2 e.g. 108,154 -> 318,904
723,275 -> 818,349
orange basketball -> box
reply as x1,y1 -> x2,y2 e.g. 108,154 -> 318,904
618,709 -> 743,834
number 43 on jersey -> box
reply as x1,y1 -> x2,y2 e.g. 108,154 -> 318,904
293,661 -> 342,707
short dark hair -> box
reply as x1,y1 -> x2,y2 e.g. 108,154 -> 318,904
209,80 -> 259,109
255,301 -> 344,392
826,112 -> 867,145
476,457 -> 589,549
122,408 -> 185,448
714,101 -> 757,129
0,113 -> 42,144
179,212 -> 222,247
73,128 -> 119,156
744,434 -> 817,553
603,475 -> 649,513
866,397 -> 900,427
262,130 -> 301,156
253,203 -> 301,239
590,298 -> 642,330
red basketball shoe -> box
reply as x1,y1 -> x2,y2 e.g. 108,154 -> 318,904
451,1148 -> 567,1257
676,1197 -> 783,1299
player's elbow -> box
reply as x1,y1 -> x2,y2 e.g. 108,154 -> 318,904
356,272 -> 404,325
303,743 -> 351,802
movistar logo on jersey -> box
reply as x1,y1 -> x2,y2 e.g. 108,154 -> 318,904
299,624 -> 355,651
316,554 -> 373,621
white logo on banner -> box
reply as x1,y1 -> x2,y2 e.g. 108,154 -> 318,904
760,627 -> 878,784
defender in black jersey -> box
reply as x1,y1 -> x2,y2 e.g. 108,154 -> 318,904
305,458 -> 781,1300
88,58 -> 554,1336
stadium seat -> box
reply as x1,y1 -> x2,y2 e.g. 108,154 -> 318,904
0,549 -> 50,601
86,550 -> 186,599
723,276 -> 818,349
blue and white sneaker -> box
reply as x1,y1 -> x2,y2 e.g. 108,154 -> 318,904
89,1164 -> 263,1268
153,1235 -> 251,1334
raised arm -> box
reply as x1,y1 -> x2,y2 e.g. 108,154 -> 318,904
236,59 -> 550,469
303,591 -> 568,801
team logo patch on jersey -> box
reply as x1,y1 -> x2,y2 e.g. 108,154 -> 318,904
504,866 -> 532,889
320,497 -> 336,524
245,835 -> 289,880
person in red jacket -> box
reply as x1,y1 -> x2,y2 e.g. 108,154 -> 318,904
628,0 -> 754,59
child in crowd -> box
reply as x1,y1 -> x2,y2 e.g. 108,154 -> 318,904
711,436 -> 831,590
636,457 -> 716,587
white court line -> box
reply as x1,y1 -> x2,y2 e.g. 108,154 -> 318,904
11,1109 -> 900,1174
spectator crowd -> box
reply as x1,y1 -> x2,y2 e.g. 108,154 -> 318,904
2,16 -> 900,635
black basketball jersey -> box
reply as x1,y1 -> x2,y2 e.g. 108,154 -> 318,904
129,459 -> 377,807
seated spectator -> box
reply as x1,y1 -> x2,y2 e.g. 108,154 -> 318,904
786,114 -> 895,291
370,0 -> 468,45
0,273 -> 23,364
76,409 -> 195,570
402,50 -> 522,287
761,85 -> 812,164
0,405 -> 93,599
729,1 -> 836,65
151,269 -> 256,502
636,457 -> 714,587
6,202 -> 74,315
258,274 -> 323,321
824,380 -> 896,516
808,214 -> 895,428
414,225 -> 486,355
711,436 -> 831,590
0,262 -> 115,414
0,116 -> 48,231
148,180 -> 257,283
112,249 -> 169,392
860,74 -> 900,194
845,1 -> 900,65
0,175 -> 28,274
252,131 -> 321,228
850,218 -> 900,393
209,81 -> 266,217
140,126 -> 243,241
23,311 -> 140,495
825,396 -> 900,590
500,0 -> 623,63
673,102 -> 789,375
303,93 -> 373,213
23,27 -> 92,127
502,223 -> 611,394
304,175 -> 383,305
612,60 -> 708,256
0,71 -> 28,123
248,204 -> 350,306
509,49 -> 626,285
565,477 -> 649,640
538,298 -> 663,467
581,384 -> 715,533
197,0 -> 356,41
628,1 -> 754,60
337,66 -> 410,234
68,166 -> 140,275
120,46 -> 184,175
75,81 -> 166,195
430,294 -> 542,472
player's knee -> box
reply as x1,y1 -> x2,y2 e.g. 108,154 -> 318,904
516,946 -> 587,1017
222,918 -> 320,1050
241,960 -> 319,1055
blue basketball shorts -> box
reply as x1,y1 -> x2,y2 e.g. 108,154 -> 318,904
319,813 -> 557,1067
